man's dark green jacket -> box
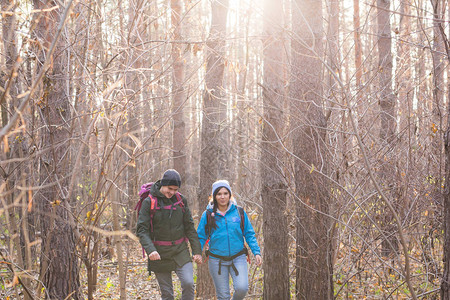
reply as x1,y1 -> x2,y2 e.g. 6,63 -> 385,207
136,180 -> 201,273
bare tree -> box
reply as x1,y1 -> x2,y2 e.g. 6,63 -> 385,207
33,1 -> 81,299
290,0 -> 332,298
260,0 -> 290,299
197,0 -> 230,298
353,0 -> 363,87
0,5 -> 32,300
171,0 -> 187,179
376,0 -> 399,257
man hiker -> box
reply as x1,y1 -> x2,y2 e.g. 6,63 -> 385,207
136,169 -> 202,300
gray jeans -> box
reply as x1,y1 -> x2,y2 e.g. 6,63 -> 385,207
154,262 -> 194,300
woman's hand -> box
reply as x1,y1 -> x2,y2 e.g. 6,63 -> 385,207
193,254 -> 203,264
254,254 -> 262,266
148,251 -> 161,261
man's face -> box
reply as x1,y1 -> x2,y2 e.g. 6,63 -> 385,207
160,185 -> 179,199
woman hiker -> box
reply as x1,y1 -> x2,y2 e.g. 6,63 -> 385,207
197,180 -> 262,300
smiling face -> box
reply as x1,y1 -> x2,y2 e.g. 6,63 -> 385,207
215,187 -> 230,211
160,185 -> 179,199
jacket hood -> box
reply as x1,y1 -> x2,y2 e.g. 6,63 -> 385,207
150,180 -> 165,198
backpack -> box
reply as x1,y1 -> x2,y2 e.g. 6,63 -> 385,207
205,206 -> 245,238
204,205 -> 250,265
135,182 -> 186,256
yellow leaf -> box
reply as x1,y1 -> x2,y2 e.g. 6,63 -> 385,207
3,136 -> 9,153
310,164 -> 315,174
86,211 -> 91,218
12,276 -> 19,286
28,190 -> 33,212
431,123 -> 438,133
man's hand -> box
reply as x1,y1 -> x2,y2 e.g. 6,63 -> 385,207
148,251 -> 161,261
254,254 -> 262,266
193,254 -> 203,264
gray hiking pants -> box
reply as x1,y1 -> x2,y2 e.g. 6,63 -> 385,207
154,262 -> 194,300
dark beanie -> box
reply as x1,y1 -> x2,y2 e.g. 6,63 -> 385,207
161,169 -> 182,187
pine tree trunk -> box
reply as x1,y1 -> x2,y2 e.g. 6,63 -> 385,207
376,0 -> 398,257
34,1 -> 81,299
0,2 -> 33,299
112,188 -> 126,300
261,0 -> 290,298
197,1 -> 229,298
353,0 -> 362,87
125,0 -> 142,231
290,0 -> 332,299
440,1 -> 450,298
171,0 -> 187,180
443,130 -> 450,297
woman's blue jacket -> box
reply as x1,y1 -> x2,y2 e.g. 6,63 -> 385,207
197,200 -> 261,257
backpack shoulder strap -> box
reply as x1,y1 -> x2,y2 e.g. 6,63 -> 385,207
175,192 -> 185,208
148,195 -> 158,233
205,210 -> 213,237
149,194 -> 158,210
237,206 -> 245,235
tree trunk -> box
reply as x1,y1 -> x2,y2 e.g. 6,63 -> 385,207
261,0 -> 290,299
290,0 -> 332,299
33,1 -> 81,299
430,0 -> 445,183
0,3 -> 34,299
443,129 -> 450,298
171,0 -> 187,180
440,1 -> 450,297
376,0 -> 398,257
197,1 -> 229,298
125,0 -> 143,231
112,189 -> 126,300
353,0 -> 362,87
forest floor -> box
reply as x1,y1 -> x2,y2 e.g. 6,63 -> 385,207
83,240 -> 264,299
0,237 -> 441,299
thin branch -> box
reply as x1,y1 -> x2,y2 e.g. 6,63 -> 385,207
0,0 -> 75,140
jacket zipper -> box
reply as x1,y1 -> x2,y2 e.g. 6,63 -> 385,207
224,213 -> 232,256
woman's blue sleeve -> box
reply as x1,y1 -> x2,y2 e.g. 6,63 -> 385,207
196,211 -> 208,251
243,210 -> 261,255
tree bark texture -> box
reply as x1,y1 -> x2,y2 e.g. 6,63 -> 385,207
395,0 -> 412,220
171,0 -> 187,180
353,0 -> 362,87
376,0 -> 399,257
34,1 -> 81,299
261,0 -> 290,299
291,0 -> 332,299
197,1 -> 230,298
125,0 -> 143,231
1,0 -> 20,127
443,128 -> 450,298
440,1 -> 450,297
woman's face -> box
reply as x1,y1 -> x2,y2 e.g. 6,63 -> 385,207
215,187 -> 230,209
